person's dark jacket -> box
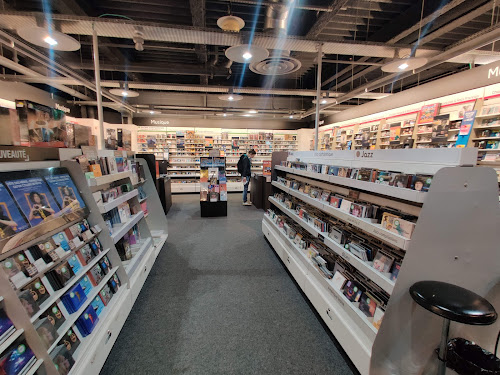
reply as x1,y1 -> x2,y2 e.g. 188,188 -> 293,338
238,154 -> 252,178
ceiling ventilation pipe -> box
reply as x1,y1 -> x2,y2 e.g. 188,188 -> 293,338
264,0 -> 291,35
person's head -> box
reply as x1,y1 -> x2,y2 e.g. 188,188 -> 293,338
414,180 -> 424,191
29,192 -> 44,205
248,149 -> 256,159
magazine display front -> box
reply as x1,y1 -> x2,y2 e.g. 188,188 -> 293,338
0,154 -> 168,375
200,157 -> 227,217
262,148 -> 499,374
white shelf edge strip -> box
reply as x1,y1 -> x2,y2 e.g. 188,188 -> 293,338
30,248 -> 112,323
272,181 -> 411,250
111,212 -> 145,244
275,165 -> 426,204
47,267 -> 119,354
88,171 -> 132,187
269,197 -> 395,294
24,358 -> 44,375
125,237 -> 153,276
97,190 -> 138,214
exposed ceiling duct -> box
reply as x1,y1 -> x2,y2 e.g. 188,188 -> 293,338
264,0 -> 290,35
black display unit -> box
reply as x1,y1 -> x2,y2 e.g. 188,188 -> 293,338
200,157 -> 227,217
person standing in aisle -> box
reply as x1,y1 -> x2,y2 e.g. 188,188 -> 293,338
237,149 -> 256,206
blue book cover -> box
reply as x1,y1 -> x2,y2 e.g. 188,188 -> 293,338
52,231 -> 70,251
0,339 -> 34,375
44,173 -> 86,211
78,305 -> 99,335
62,284 -> 86,312
0,183 -> 30,238
90,295 -> 105,316
79,276 -> 93,297
67,255 -> 82,274
4,177 -> 60,226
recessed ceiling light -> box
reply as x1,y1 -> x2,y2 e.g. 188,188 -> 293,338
225,44 -> 269,63
150,110 -> 155,114
228,96 -> 234,101
17,26 -> 80,51
122,91 -> 128,97
381,57 -> 428,73
249,109 -> 257,114
243,114 -> 252,117
43,36 -> 58,46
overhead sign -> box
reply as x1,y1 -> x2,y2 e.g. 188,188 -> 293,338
0,146 -> 59,162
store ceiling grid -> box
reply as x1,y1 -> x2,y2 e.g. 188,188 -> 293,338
0,1 -> 500,122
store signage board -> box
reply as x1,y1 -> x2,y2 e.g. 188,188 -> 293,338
137,126 -> 167,132
0,146 -> 60,162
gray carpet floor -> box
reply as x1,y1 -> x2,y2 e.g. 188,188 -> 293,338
100,193 -> 357,375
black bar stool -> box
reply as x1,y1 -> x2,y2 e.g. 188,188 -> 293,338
410,281 -> 497,375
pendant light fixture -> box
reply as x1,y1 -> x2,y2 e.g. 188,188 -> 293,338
17,25 -> 81,51
217,2 -> 245,32
109,83 -> 139,98
225,44 -> 269,64
218,88 -> 243,102
312,92 -> 336,105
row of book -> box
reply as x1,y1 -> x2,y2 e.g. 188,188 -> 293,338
276,177 -> 418,239
200,160 -> 228,202
2,219 -> 100,290
282,161 -> 433,192
103,202 -> 133,233
116,225 -> 141,262
95,182 -> 134,205
273,193 -> 403,280
266,209 -> 389,330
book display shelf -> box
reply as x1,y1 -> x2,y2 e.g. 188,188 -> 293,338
0,156 -> 167,375
262,148 -> 499,374
200,157 -> 227,217
137,127 -> 298,193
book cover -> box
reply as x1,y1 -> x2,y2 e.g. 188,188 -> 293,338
431,114 -> 450,143
331,271 -> 347,290
79,275 -> 94,297
339,199 -> 352,213
61,284 -> 86,313
342,280 -> 364,302
35,316 -> 57,349
411,175 -> 433,192
0,183 -> 30,238
5,177 -> 60,226
329,196 -> 342,208
359,293 -> 378,318
390,262 -> 401,282
23,278 -> 50,307
389,122 -> 401,145
349,203 -> 366,218
88,264 -> 104,286
51,344 -> 75,374
53,262 -> 75,287
57,329 -> 80,356
99,284 -> 113,305
105,128 -> 117,150
0,308 -> 13,339
106,157 -> 118,175
42,303 -> 66,331
417,103 -> 440,124
45,173 -> 85,212
381,214 -> 415,239
18,289 -> 40,317
373,251 -> 394,273
0,339 -> 35,375
88,164 -> 102,177
90,295 -> 105,316
372,307 -> 385,330
77,245 -> 95,266
52,231 -> 70,251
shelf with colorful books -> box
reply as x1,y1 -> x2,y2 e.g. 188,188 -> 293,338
110,212 -> 144,244
46,266 -> 119,354
0,328 -> 24,354
269,197 -> 395,294
97,190 -> 138,214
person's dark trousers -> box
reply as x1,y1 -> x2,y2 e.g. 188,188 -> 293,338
243,176 -> 250,202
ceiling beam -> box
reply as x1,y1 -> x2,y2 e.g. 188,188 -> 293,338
0,12 -> 439,58
66,61 -> 230,76
306,0 -> 351,39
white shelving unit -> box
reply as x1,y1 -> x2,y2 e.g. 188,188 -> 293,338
263,149 -> 498,375
0,157 -> 169,375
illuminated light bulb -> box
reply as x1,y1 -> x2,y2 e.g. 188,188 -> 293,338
321,99 -> 327,104
289,115 -> 294,119
249,110 -> 257,114
398,63 -> 409,70
228,96 -> 234,101
43,36 -> 58,46
242,51 -> 252,60
223,113 -> 227,117
150,110 -> 155,114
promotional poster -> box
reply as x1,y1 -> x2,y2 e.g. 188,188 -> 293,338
5,177 -> 61,226
0,183 -> 30,237
45,174 -> 86,211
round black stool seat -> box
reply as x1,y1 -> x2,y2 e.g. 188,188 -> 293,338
410,281 -> 497,325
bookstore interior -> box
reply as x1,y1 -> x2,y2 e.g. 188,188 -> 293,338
0,2 -> 499,375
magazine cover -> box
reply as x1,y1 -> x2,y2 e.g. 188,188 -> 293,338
389,122 -> 401,145
105,128 -> 117,150
417,103 -> 440,124
232,137 -> 239,149
0,183 -> 30,238
45,174 -> 86,211
120,129 -> 132,151
0,339 -> 35,375
360,128 -> 370,148
205,137 -> 213,148
4,177 -> 61,227
431,114 -> 450,143
15,100 -> 67,148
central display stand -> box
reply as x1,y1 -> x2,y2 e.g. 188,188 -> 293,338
199,157 -> 228,217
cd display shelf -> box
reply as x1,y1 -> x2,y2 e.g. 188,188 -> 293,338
263,148 -> 499,375
0,158 -> 168,375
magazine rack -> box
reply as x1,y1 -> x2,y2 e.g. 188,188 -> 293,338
0,157 -> 168,375
262,149 -> 500,375
200,157 -> 227,217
